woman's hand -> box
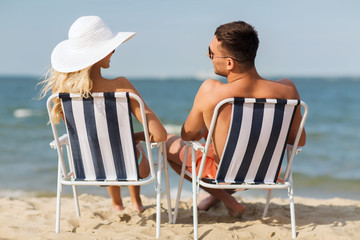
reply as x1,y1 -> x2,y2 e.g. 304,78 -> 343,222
134,131 -> 145,145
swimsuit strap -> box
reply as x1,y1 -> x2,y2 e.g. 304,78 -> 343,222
137,146 -> 143,165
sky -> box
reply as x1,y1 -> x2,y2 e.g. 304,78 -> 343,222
0,0 -> 359,79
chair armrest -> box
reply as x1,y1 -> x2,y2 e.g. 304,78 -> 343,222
151,142 -> 165,149
286,144 -> 303,154
50,134 -> 69,149
190,141 -> 205,152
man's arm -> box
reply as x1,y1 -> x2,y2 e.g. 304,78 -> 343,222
181,103 -> 206,141
278,79 -> 306,146
181,81 -> 212,141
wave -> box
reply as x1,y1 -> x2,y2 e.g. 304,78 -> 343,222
0,189 -> 36,198
164,124 -> 182,135
293,172 -> 360,185
13,108 -> 44,118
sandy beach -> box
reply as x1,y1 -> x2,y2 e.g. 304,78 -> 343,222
0,194 -> 359,240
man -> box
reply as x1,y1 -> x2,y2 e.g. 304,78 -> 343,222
166,21 -> 306,217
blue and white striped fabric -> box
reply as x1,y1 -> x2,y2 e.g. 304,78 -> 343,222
59,92 -> 139,181
216,98 -> 299,184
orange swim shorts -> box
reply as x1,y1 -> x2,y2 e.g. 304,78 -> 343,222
179,143 -> 218,179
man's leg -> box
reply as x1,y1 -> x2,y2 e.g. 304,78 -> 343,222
198,187 -> 245,217
166,134 -> 245,217
198,190 -> 220,211
166,134 -> 186,174
198,189 -> 237,211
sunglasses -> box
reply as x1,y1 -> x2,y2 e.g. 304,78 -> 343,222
208,46 -> 241,62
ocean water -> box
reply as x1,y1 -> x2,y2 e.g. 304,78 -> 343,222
0,76 -> 359,200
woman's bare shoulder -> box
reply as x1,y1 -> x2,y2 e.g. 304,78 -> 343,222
109,77 -> 139,93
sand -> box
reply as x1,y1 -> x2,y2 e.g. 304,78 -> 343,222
0,194 -> 359,240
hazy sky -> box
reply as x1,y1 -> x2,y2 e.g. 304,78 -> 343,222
1,0 -> 359,79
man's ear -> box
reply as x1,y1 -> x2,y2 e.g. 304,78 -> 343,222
226,58 -> 235,70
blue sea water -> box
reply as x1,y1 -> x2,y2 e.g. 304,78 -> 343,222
0,76 -> 359,200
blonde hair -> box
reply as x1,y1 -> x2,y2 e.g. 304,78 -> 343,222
39,66 -> 93,124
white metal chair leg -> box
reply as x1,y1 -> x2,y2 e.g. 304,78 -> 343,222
262,189 -> 272,218
192,147 -> 198,240
55,162 -> 62,233
173,145 -> 189,224
289,193 -> 296,239
72,185 -> 80,217
289,174 -> 296,239
67,144 -> 80,218
155,148 -> 163,239
161,142 -> 172,224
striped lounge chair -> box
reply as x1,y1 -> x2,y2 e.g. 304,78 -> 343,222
47,92 -> 172,238
173,98 -> 308,240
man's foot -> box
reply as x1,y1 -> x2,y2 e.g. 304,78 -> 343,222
226,196 -> 246,218
198,190 -> 246,217
198,190 -> 220,211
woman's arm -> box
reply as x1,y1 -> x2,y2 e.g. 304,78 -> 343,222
122,80 -> 167,142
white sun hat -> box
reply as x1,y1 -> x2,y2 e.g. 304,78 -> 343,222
51,16 -> 136,73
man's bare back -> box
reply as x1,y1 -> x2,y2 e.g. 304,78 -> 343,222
186,77 -> 305,164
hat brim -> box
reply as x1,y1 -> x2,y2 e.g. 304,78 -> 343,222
51,32 -> 136,73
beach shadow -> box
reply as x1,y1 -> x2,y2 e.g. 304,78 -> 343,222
260,201 -> 360,228
173,200 -> 360,229
128,203 -> 172,226
93,222 -> 112,229
199,229 -> 211,240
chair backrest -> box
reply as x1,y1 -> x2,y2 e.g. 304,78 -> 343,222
206,98 -> 300,184
56,92 -> 142,181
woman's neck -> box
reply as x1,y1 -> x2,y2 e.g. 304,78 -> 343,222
90,65 -> 103,81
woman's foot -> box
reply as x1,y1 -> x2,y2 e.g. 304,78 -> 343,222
129,186 -> 146,213
131,201 -> 146,213
113,202 -> 125,211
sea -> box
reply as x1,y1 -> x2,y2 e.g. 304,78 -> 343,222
1,75 -> 360,201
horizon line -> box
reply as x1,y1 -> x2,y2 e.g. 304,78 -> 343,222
1,74 -> 360,81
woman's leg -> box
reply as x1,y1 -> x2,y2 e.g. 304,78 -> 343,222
128,144 -> 149,213
129,185 -> 145,213
107,186 -> 124,211
137,143 -> 150,178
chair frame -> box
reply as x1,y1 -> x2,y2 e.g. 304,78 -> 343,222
47,92 -> 172,238
173,98 -> 308,240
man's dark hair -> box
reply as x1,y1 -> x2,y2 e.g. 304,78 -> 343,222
215,21 -> 259,68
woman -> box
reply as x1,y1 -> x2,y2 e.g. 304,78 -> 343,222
39,16 -> 167,212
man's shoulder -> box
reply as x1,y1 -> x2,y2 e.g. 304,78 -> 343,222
276,78 -> 296,87
198,79 -> 226,98
262,78 -> 294,87
263,78 -> 300,99
193,79 -> 224,108
200,78 -> 223,91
